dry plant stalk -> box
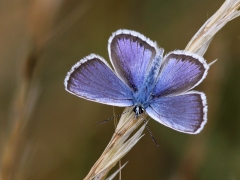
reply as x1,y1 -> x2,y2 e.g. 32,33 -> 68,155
84,0 -> 240,179
185,0 -> 240,56
84,109 -> 146,180
0,1 -> 90,179
0,1 -> 63,179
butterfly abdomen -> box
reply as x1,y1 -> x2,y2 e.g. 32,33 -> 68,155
132,55 -> 162,108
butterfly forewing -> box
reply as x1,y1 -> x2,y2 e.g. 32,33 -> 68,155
64,54 -> 133,107
108,29 -> 159,92
153,51 -> 209,97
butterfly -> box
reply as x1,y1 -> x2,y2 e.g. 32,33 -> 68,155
64,29 -> 210,134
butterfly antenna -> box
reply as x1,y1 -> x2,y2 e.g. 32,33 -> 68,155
97,109 -> 131,124
141,117 -> 159,147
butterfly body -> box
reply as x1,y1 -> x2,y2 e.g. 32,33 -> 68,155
65,29 -> 211,134
132,53 -> 163,116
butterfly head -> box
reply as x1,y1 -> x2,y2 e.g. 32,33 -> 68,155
133,105 -> 144,118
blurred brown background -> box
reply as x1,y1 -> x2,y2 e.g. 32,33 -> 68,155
0,0 -> 240,179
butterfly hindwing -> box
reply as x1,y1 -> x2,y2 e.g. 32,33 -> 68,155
146,91 -> 207,134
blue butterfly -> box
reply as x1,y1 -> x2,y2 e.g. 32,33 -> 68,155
64,29 -> 210,134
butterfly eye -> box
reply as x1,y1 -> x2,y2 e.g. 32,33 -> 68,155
133,106 -> 144,118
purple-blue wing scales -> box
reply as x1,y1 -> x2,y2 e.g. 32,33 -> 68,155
146,91 -> 207,134
153,50 -> 209,97
64,54 -> 133,107
108,29 -> 161,92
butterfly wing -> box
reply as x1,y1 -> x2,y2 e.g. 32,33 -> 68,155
146,91 -> 207,134
64,54 -> 133,107
153,50 -> 209,97
108,29 -> 162,92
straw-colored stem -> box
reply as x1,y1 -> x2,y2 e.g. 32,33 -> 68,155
0,49 -> 40,179
84,110 -> 146,180
0,1 -> 90,179
185,0 -> 240,55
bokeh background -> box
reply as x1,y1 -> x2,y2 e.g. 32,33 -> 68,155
0,0 -> 240,179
